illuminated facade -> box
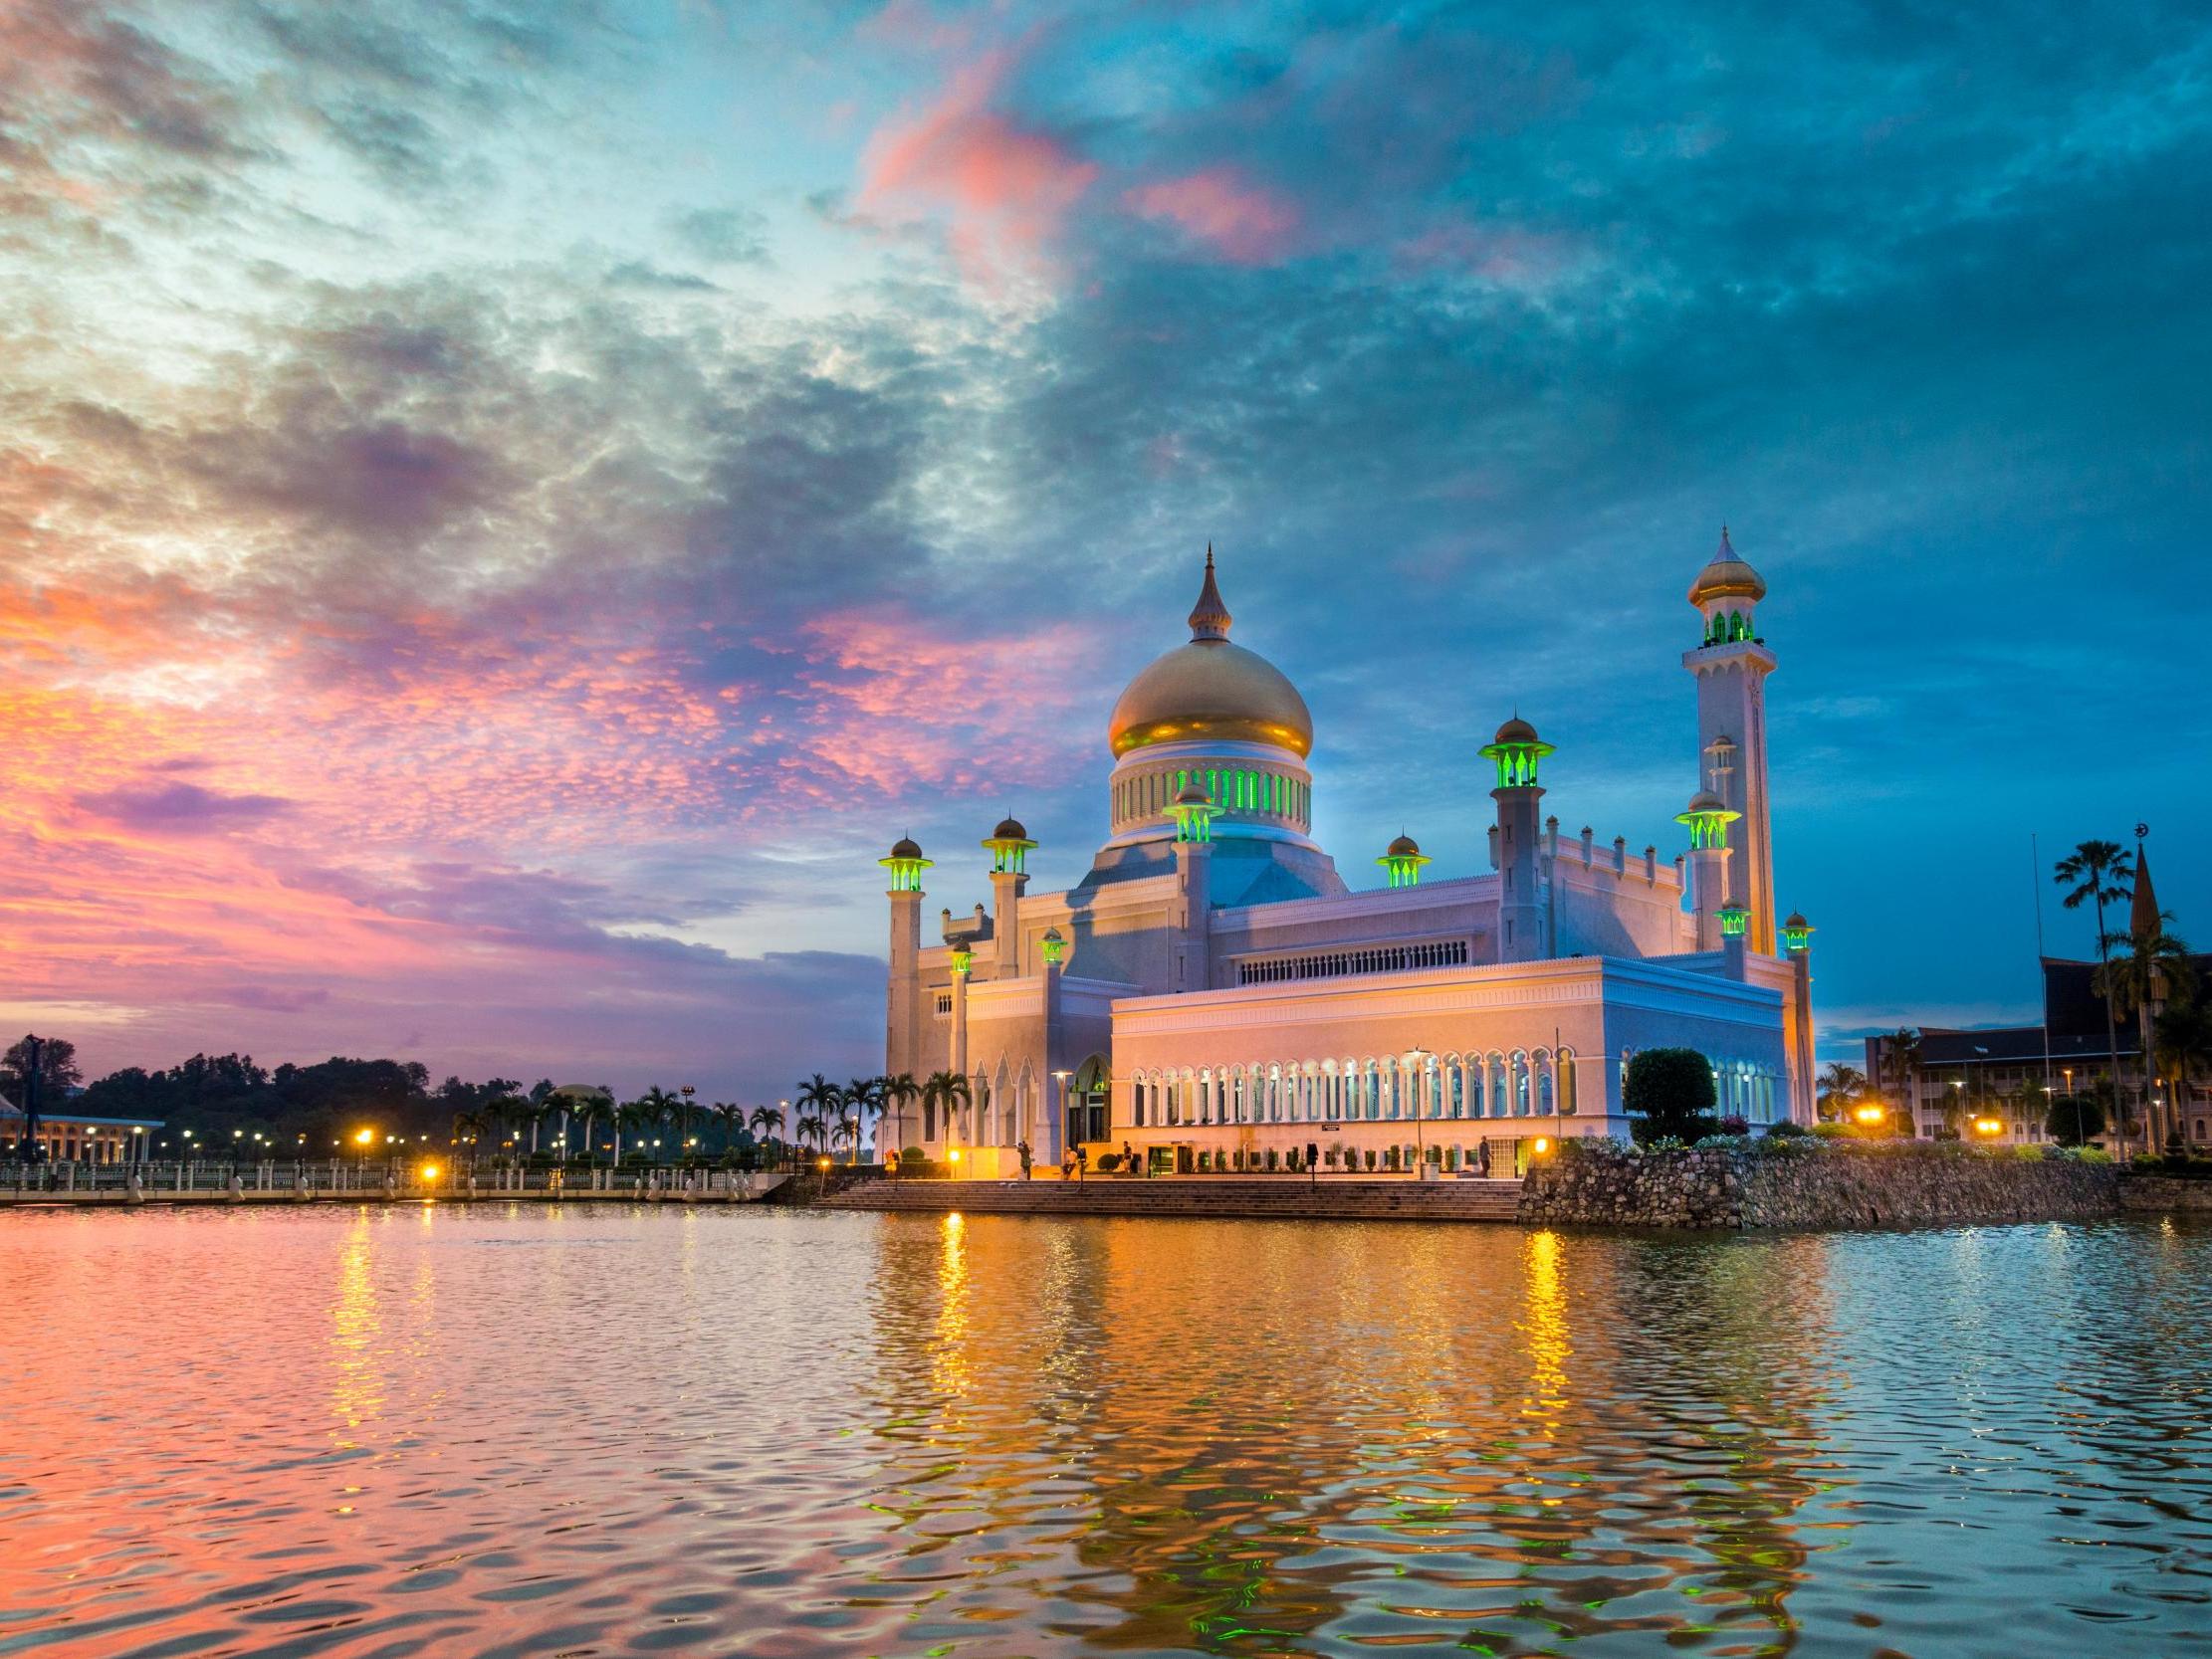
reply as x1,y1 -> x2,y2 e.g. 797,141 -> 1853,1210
882,536 -> 1816,1174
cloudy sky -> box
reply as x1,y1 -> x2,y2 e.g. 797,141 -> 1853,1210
5,0 -> 2207,1098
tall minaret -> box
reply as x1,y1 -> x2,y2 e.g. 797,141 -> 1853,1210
981,816 -> 1035,978
879,837 -> 933,1078
1481,717 -> 1553,962
1684,528 -> 1778,953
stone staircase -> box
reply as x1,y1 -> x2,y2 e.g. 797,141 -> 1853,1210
820,1176 -> 1524,1223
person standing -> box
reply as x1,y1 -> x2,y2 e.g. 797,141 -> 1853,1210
1017,1139 -> 1032,1179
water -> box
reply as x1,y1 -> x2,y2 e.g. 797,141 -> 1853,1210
3,1207 -> 2210,1658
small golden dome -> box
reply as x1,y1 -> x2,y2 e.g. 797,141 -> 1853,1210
1386,833 -> 1423,858
1490,715 -> 1541,746
1688,525 -> 1767,605
1108,552 -> 1313,758
987,817 -> 1029,843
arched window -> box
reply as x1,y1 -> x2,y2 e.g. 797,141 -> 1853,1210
1558,1049 -> 1578,1116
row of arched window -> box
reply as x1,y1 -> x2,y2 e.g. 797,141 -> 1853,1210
1128,1051 -> 1580,1128
1113,766 -> 1308,830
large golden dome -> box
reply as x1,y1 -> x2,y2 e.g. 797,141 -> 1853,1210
1107,551 -> 1313,758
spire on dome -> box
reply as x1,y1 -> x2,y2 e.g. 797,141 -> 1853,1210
1715,524 -> 1734,562
1189,544 -> 1231,641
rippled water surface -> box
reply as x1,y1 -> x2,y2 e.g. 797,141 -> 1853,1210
5,1206 -> 2212,1657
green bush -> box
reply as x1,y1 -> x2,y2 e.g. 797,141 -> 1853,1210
1094,1152 -> 1121,1172
1265,1147 -> 1279,1171
2047,1095 -> 2108,1146
1765,1121 -> 1812,1140
1624,1048 -> 1718,1143
1364,1147 -> 1378,1170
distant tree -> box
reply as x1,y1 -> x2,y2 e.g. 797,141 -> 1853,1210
879,1073 -> 921,1150
1816,1063 -> 1867,1122
2,1035 -> 83,1103
1623,1048 -> 1718,1143
843,1076 -> 884,1162
920,1070 -> 971,1143
2099,917 -> 2195,1150
2057,840 -> 2134,1140
2048,1090 -> 2109,1147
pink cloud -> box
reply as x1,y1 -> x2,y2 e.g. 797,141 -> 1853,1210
857,52 -> 1098,285
1123,167 -> 1301,265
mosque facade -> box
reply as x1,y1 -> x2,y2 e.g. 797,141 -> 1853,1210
880,535 -> 1816,1176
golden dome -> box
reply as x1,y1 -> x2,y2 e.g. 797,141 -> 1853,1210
1108,552 -> 1313,758
1687,525 -> 1766,605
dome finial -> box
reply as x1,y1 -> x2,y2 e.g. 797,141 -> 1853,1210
1189,545 -> 1231,641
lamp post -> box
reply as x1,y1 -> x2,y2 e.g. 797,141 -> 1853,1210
1404,1048 -> 1430,1177
1052,1070 -> 1072,1164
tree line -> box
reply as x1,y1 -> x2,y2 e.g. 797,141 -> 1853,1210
0,1041 -> 998,1169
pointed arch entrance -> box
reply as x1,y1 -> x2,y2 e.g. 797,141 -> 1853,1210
1067,1054 -> 1110,1151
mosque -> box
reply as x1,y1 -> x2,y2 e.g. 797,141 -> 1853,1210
879,534 -> 1816,1176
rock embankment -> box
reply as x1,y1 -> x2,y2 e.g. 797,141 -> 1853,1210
1519,1142 -> 2121,1230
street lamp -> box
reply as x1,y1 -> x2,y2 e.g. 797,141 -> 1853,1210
1404,1047 -> 1430,1176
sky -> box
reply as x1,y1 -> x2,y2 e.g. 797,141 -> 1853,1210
4,0 -> 2208,1100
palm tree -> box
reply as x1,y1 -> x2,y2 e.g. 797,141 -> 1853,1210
452,1106 -> 491,1167
879,1072 -> 921,1153
749,1102 -> 784,1146
794,1074 -> 844,1163
830,1114 -> 859,1158
2156,996 -> 2212,1146
2056,839 -> 2135,1146
1877,1029 -> 1920,1136
2099,917 -> 2194,1151
843,1076 -> 883,1163
921,1070 -> 972,1145
1816,1063 -> 1867,1123
571,1093 -> 603,1164
713,1102 -> 746,1157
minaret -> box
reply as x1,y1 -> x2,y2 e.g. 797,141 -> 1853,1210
1685,527 -> 1778,951
1378,833 -> 1431,889
981,816 -> 1036,978
1481,717 -> 1552,962
878,837 -> 932,1076
1168,780 -> 1217,989
1674,791 -> 1739,951
1782,912 -> 1816,1124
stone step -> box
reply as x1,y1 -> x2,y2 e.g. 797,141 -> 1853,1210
821,1178 -> 1523,1222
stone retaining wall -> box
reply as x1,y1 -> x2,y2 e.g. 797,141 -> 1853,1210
823,1176 -> 1523,1223
2119,1175 -> 2212,1213
1519,1143 -> 2121,1230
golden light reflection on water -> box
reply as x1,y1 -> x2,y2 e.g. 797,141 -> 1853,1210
8,1209 -> 2212,1659
329,1211 -> 382,1438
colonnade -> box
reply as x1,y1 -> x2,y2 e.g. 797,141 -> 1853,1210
1128,1049 -> 1581,1129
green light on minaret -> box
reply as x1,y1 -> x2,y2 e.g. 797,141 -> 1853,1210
1169,779 -> 1218,844
1040,927 -> 1067,966
1674,792 -> 1741,850
1479,718 -> 1554,789
982,816 -> 1037,875
879,838 -> 932,893
1719,903 -> 1749,938
1782,912 -> 1813,953
1377,835 -> 1431,889
950,943 -> 974,977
